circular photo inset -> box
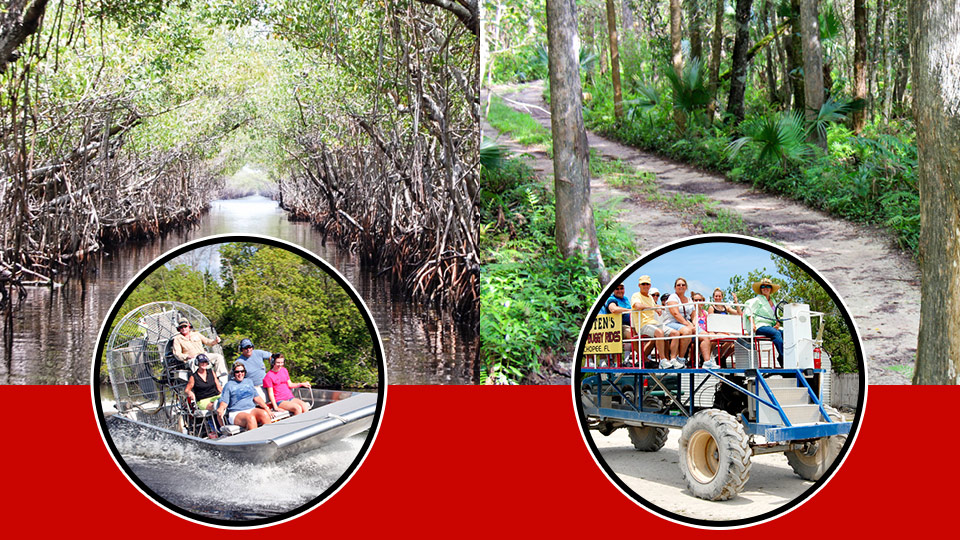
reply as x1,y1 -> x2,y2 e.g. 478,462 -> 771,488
574,235 -> 864,527
92,235 -> 384,527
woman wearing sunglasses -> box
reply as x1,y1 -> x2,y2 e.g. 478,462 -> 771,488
216,360 -> 275,431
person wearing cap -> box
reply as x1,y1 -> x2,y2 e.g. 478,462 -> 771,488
630,275 -> 673,365
742,278 -> 783,366
184,354 -> 222,411
217,360 -> 275,431
235,338 -> 271,388
172,317 -> 226,376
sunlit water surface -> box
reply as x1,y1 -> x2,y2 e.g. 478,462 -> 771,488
2,196 -> 477,384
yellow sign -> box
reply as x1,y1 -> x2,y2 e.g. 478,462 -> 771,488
584,314 -> 622,355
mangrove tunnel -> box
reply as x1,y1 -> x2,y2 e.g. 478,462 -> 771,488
0,0 -> 480,320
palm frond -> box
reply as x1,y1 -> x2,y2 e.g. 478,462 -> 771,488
480,137 -> 508,171
664,57 -> 711,113
728,111 -> 812,169
809,95 -> 865,141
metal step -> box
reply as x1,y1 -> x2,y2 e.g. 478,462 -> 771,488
765,377 -> 799,389
769,387 -> 811,406
781,404 -> 824,424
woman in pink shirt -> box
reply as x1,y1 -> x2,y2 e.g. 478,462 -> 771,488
263,353 -> 312,416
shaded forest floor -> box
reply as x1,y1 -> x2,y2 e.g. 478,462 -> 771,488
484,81 -> 918,385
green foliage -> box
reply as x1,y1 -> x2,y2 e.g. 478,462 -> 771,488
218,245 -> 377,388
480,137 -> 507,171
111,244 -> 378,388
809,95 -> 866,144
728,111 -> 813,170
664,57 -> 711,115
479,155 -> 636,383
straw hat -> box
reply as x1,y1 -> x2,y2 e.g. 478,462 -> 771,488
752,278 -> 781,294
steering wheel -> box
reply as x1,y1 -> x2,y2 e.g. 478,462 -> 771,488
775,300 -> 788,326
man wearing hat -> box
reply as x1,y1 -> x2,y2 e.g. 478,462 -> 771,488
172,316 -> 226,376
742,278 -> 783,367
630,275 -> 674,365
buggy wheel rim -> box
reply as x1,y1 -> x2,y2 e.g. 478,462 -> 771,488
687,430 -> 720,484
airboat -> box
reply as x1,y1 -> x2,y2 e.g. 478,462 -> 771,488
102,301 -> 378,463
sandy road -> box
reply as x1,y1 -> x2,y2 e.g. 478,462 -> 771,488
587,426 -> 821,523
484,81 -> 918,384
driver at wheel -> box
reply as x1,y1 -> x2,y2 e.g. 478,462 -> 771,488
742,278 -> 783,367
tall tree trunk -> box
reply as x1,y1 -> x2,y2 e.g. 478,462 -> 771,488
872,0 -> 888,122
911,0 -> 960,384
545,0 -> 608,282
605,0 -> 623,120
760,1 -> 778,104
852,0 -> 867,133
775,6 -> 791,105
622,0 -> 636,37
707,0 -> 723,121
800,0 -> 825,148
688,0 -> 704,62
726,0 -> 753,124
892,8 -> 910,116
670,0 -> 683,77
708,0 -> 724,91
786,0 -> 804,113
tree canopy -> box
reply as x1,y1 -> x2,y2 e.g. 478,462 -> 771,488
113,243 -> 379,388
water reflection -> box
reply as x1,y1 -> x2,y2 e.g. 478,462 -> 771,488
1,196 -> 477,384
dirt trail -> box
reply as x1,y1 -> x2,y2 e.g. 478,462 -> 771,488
485,81 -> 918,385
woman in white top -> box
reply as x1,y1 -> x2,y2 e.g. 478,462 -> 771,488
663,277 -> 696,368
708,288 -> 740,366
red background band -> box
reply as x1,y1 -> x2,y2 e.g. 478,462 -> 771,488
2,385 -> 937,533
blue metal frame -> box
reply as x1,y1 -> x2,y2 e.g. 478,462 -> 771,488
581,367 -> 849,442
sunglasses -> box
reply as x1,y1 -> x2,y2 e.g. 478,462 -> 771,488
761,285 -> 772,289
234,370 -> 246,374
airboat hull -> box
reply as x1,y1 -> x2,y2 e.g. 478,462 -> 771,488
107,391 -> 377,464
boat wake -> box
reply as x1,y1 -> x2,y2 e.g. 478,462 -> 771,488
109,424 -> 366,520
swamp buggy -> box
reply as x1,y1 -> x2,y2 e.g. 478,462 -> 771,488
579,303 -> 854,501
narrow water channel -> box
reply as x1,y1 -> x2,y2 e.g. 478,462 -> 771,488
1,195 -> 477,384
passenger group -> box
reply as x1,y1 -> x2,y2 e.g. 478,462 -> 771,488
600,275 -> 784,369
177,321 -> 313,433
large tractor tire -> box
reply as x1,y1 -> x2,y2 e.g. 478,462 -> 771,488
627,425 -> 668,452
785,406 -> 846,481
678,409 -> 752,501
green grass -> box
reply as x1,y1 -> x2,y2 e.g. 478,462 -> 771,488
486,96 -> 552,146
886,364 -> 915,381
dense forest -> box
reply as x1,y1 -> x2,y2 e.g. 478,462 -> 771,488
486,0 -> 918,251
0,0 -> 480,319
481,0 -> 960,383
109,243 -> 379,388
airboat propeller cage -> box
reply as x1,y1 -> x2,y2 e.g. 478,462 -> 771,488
105,301 -> 222,418
782,303 -> 814,369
